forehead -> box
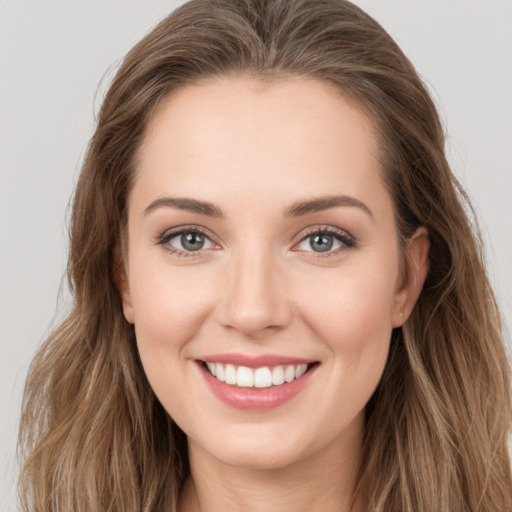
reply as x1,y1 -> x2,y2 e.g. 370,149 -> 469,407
132,77 -> 391,221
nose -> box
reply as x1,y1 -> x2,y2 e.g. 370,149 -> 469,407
216,246 -> 293,338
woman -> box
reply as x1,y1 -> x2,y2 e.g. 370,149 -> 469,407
18,1 -> 512,511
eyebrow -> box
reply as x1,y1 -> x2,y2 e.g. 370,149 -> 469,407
144,197 -> 223,218
284,195 -> 373,218
143,194 -> 372,219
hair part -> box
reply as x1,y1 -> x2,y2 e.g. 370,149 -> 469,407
18,1 -> 511,511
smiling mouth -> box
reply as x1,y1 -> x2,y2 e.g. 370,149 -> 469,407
201,361 -> 317,388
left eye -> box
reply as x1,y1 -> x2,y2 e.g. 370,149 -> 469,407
296,231 -> 351,253
166,231 -> 215,252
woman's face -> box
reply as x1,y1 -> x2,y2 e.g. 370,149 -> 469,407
119,77 -> 427,470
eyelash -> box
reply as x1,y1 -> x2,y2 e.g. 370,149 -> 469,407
295,226 -> 356,257
156,226 -> 215,258
156,225 -> 356,258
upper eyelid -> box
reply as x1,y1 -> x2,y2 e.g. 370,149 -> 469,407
158,225 -> 216,242
291,226 -> 357,257
157,227 -> 218,258
294,225 -> 354,243
157,224 -> 355,250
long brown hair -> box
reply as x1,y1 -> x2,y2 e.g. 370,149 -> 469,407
18,1 -> 511,511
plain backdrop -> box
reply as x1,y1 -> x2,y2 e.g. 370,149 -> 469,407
1,1 -> 511,510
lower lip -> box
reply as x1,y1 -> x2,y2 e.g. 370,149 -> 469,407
198,362 -> 317,411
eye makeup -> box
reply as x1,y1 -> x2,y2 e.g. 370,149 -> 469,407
156,225 -> 218,258
292,225 -> 356,257
155,223 -> 357,259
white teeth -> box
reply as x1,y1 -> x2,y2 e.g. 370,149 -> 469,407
206,362 -> 216,376
284,365 -> 295,383
254,367 -> 272,388
225,364 -> 237,385
295,364 -> 307,378
237,366 -> 254,387
205,362 -> 310,388
272,366 -> 285,385
216,364 -> 225,382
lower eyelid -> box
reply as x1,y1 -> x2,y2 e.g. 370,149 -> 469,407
158,240 -> 215,259
156,227 -> 354,256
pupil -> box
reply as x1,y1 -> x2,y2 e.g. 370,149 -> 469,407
311,234 -> 333,252
181,232 -> 204,251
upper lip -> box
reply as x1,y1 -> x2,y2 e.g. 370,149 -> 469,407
197,353 -> 316,368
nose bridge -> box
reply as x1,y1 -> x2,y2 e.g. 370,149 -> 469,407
219,241 -> 292,336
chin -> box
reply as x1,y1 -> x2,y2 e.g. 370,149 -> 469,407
189,420 -> 328,472
211,442 -> 307,471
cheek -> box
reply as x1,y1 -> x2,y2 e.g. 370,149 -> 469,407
294,258 -> 398,402
297,267 -> 396,424
298,266 -> 397,344
128,260 -> 218,361
127,262 -> 220,422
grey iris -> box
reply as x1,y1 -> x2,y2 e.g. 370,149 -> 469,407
181,232 -> 205,251
310,233 -> 333,252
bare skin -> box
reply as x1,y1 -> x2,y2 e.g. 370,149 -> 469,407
117,77 -> 429,512
178,413 -> 364,512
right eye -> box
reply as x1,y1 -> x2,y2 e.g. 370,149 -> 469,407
158,228 -> 217,256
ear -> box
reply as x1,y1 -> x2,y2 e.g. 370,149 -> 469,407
392,227 -> 430,327
113,245 -> 134,324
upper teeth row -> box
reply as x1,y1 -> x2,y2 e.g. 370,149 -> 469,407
205,362 -> 308,388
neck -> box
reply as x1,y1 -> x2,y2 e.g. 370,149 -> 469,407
179,418 -> 365,512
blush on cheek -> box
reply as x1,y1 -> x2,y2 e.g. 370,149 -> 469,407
306,279 -> 394,335
134,300 -> 199,348
130,278 -> 219,388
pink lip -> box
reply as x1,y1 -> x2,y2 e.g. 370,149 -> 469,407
197,360 -> 318,411
198,352 -> 313,368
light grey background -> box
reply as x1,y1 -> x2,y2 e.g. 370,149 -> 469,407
1,1 -> 511,510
